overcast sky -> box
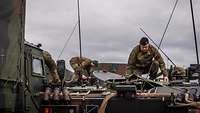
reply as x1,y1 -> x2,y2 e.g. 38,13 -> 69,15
25,0 -> 200,70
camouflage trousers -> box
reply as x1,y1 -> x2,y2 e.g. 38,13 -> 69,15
130,61 -> 159,80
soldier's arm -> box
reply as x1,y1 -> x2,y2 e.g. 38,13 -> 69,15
126,46 -> 138,75
81,57 -> 92,67
69,57 -> 80,70
153,48 -> 168,76
43,51 -> 60,83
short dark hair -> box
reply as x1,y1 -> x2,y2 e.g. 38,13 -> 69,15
140,37 -> 149,46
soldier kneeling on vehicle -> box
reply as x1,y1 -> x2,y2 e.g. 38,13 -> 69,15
126,37 -> 169,82
66,56 -> 98,86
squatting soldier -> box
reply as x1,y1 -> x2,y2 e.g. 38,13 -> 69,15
126,37 -> 168,82
43,51 -> 61,83
69,56 -> 97,85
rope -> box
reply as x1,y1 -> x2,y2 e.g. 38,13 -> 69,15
147,0 -> 179,76
139,0 -> 179,84
158,0 -> 179,48
57,22 -> 78,59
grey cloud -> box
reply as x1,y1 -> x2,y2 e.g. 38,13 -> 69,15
26,0 -> 200,69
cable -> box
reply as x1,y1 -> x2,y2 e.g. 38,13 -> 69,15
139,28 -> 176,91
158,0 -> 179,48
141,0 -> 179,88
57,22 -> 78,59
146,0 -> 179,76
140,28 -> 176,67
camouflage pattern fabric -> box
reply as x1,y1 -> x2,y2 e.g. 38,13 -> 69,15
69,57 -> 93,83
70,57 -> 93,70
43,51 -> 60,83
126,45 -> 167,79
172,66 -> 186,76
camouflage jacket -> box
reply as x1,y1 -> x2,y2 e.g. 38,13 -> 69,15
70,57 -> 93,71
69,57 -> 98,86
43,51 -> 60,82
70,57 -> 93,80
127,45 -> 167,75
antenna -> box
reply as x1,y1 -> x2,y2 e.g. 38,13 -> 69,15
189,0 -> 199,65
77,0 -> 82,58
158,0 -> 179,48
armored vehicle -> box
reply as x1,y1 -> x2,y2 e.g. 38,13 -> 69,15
0,1 -> 105,113
1,0 -> 200,113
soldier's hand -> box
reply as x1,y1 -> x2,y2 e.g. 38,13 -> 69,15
125,73 -> 131,80
162,69 -> 169,82
82,75 -> 88,80
163,76 -> 169,82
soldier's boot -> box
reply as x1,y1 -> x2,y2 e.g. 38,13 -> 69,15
149,61 -> 159,80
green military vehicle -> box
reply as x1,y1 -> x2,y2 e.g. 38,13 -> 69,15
0,0 -> 57,112
1,0 -> 200,113
1,0 -> 25,112
0,1 -> 104,113
1,1 -> 60,113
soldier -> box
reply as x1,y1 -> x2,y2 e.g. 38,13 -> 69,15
126,37 -> 169,82
68,56 -> 97,85
172,66 -> 186,76
43,51 -> 61,83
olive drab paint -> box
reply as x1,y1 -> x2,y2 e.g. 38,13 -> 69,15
0,0 -> 25,80
0,1 -> 59,112
0,0 -> 12,74
0,0 -> 25,112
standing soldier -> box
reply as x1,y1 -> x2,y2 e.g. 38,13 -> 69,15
126,37 -> 169,82
69,56 -> 97,86
43,51 -> 61,83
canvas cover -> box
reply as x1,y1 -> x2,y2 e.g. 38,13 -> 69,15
0,0 -> 25,80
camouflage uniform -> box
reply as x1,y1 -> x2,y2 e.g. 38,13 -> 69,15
69,57 -> 94,85
172,67 -> 186,76
126,45 -> 168,80
43,51 -> 60,83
